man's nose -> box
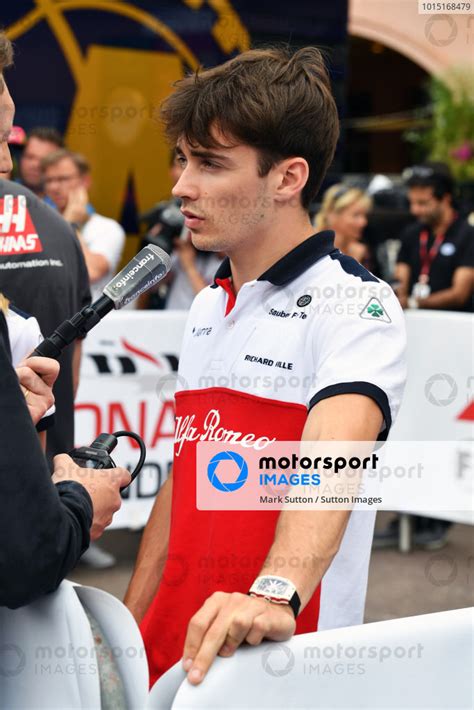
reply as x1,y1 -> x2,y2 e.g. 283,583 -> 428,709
172,166 -> 199,201
0,142 -> 13,177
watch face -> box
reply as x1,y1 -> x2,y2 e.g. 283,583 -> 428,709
255,576 -> 292,600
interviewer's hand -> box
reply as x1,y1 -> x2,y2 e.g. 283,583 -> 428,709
16,356 -> 60,425
52,454 -> 131,540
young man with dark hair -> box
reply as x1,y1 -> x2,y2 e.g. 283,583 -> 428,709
395,162 -> 474,312
125,47 -> 407,686
19,126 -> 64,196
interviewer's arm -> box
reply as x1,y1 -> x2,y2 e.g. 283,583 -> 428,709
124,471 -> 173,624
0,330 -> 93,608
0,342 -> 130,608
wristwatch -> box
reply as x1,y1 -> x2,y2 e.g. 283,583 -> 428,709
248,575 -> 301,618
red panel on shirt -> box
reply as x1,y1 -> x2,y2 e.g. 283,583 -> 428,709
141,387 -> 321,686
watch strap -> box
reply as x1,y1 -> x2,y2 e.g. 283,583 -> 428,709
247,580 -> 301,619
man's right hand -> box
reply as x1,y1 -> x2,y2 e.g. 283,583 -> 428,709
52,454 -> 131,540
63,186 -> 90,226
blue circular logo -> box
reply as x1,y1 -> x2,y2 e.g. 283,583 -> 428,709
207,451 -> 249,492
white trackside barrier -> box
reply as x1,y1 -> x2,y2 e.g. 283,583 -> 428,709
0,581 -> 149,709
148,607 -> 473,709
1,585 -> 471,707
390,311 -> 473,526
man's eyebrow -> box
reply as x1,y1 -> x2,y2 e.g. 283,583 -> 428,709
190,148 -> 233,162
176,145 -> 234,163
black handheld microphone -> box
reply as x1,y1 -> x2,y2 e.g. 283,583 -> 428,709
32,245 -> 171,359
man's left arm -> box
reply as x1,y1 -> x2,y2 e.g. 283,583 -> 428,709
417,266 -> 474,310
181,393 -> 382,685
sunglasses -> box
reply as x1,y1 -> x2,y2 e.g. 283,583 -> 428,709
402,166 -> 435,181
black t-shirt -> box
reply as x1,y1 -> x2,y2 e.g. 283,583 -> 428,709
0,180 -> 91,464
397,216 -> 474,310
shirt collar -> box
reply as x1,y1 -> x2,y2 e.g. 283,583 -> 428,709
212,230 -> 335,288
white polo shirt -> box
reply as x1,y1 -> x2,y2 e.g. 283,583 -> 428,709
141,230 -> 407,683
81,213 -> 125,301
6,305 -> 55,430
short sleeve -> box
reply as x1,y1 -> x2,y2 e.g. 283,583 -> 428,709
455,224 -> 474,268
396,227 -> 415,265
306,285 -> 407,440
83,217 -> 125,274
89,221 -> 125,272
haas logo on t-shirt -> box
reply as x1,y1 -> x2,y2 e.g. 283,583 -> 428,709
0,195 -> 43,255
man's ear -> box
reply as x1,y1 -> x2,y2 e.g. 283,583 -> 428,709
441,192 -> 452,208
82,173 -> 92,191
273,157 -> 309,205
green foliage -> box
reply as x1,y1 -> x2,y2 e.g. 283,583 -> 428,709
404,67 -> 474,180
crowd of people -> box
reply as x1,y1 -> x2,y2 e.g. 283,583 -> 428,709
313,169 -> 473,315
6,119 -> 473,318
0,27 -> 472,703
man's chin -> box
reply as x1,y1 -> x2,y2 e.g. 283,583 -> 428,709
419,217 -> 436,228
189,231 -> 215,251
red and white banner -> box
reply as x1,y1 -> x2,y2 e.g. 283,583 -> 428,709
75,310 -> 473,528
75,310 -> 186,528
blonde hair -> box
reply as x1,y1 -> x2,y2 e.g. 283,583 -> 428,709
314,184 -> 372,230
0,293 -> 9,314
